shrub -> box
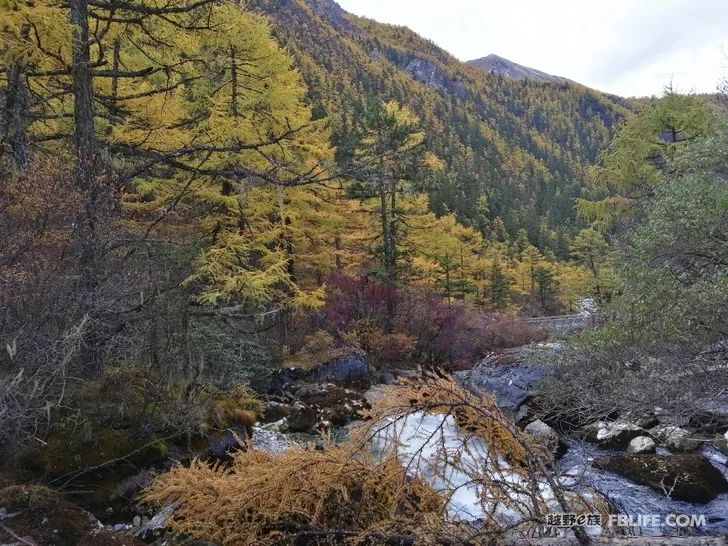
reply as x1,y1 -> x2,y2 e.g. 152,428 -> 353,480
317,273 -> 548,371
285,329 -> 350,369
481,318 -> 548,351
188,317 -> 277,384
321,273 -> 393,333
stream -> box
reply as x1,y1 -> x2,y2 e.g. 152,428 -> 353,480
558,440 -> 728,535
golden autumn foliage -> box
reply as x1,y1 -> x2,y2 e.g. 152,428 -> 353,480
353,374 -> 530,467
142,446 -> 445,545
144,376 -> 607,544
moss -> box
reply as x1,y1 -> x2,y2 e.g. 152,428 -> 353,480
0,485 -> 95,546
6,366 -> 265,517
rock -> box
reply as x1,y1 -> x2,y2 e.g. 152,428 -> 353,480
268,349 -> 370,390
0,485 -> 96,546
649,425 -> 702,451
109,468 -> 157,503
514,404 -> 530,425
712,431 -> 728,456
627,436 -> 656,455
261,417 -> 288,433
138,502 -> 174,540
288,401 -> 319,433
252,427 -> 295,454
631,412 -> 660,430
582,421 -> 604,442
456,353 -> 547,411
689,401 -> 728,434
524,419 -> 565,459
593,454 -> 728,503
374,371 -> 396,385
263,401 -> 292,422
295,383 -> 368,427
583,421 -> 643,449
363,385 -> 388,406
77,529 -> 146,546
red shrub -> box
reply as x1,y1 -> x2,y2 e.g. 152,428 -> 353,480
482,318 -> 548,351
317,274 -> 546,371
321,273 -> 394,332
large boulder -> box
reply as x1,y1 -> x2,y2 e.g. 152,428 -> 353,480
455,353 -> 547,411
0,485 -> 96,546
627,436 -> 656,455
268,349 -> 370,390
649,425 -> 702,451
593,454 -> 728,503
583,421 -> 643,449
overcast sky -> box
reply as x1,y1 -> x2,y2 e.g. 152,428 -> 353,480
336,0 -> 727,97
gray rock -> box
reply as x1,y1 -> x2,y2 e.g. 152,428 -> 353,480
627,436 -> 656,455
363,385 -> 388,406
269,349 -> 370,390
514,403 -> 533,425
712,431 -> 728,456
689,400 -> 728,434
582,421 -> 605,442
457,354 -> 547,411
252,427 -> 295,454
649,425 -> 702,451
524,419 -> 563,459
583,421 -> 643,449
264,401 -> 292,422
375,371 -> 396,385
260,417 -> 288,433
287,402 -> 319,433
593,454 -> 728,503
138,502 -> 175,540
631,413 -> 660,430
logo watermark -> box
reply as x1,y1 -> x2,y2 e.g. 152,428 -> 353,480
546,513 -> 707,529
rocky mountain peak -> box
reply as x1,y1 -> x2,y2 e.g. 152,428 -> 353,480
468,54 -> 570,85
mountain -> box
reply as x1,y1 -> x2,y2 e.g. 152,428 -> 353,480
249,0 -> 637,254
467,54 -> 570,85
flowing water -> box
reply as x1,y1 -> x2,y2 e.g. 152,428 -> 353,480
558,440 -> 728,535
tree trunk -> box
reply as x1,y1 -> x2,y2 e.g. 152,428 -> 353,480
107,39 -> 121,133
69,0 -> 97,189
1,25 -> 31,170
230,45 -> 238,117
380,177 -> 396,332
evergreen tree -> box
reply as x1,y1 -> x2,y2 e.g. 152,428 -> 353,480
487,260 -> 511,310
348,100 -> 425,330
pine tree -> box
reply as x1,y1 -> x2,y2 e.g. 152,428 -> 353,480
487,260 -> 511,311
576,89 -> 714,228
347,100 -> 425,330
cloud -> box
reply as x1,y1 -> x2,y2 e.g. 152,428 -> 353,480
335,0 -> 727,96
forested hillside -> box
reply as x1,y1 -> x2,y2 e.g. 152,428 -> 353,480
1,1 -> 726,545
250,0 -> 637,253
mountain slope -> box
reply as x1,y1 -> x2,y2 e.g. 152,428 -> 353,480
468,54 -> 570,85
249,0 -> 637,254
